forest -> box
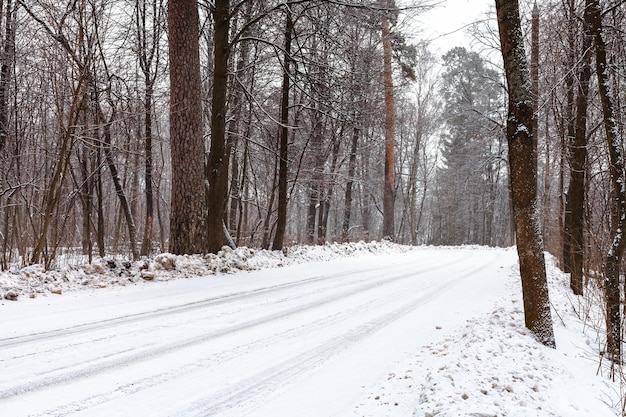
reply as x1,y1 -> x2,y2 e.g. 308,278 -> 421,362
0,0 -> 513,266
3,0 -> 626,355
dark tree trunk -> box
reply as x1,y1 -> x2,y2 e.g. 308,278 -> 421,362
272,8 -> 293,250
495,0 -> 555,348
342,122 -> 359,242
227,2 -> 252,235
167,0 -> 208,254
140,81 -> 154,256
206,0 -> 231,253
562,0 -> 576,274
96,148 -> 105,258
567,2 -> 593,296
587,0 -> 624,364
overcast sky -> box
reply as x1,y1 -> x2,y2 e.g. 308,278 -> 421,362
417,0 -> 495,52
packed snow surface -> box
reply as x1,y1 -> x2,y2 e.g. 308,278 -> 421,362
0,242 -> 618,416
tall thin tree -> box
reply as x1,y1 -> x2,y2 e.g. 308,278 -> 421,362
566,0 -> 592,296
206,0 -> 231,253
381,0 -> 396,240
272,5 -> 293,250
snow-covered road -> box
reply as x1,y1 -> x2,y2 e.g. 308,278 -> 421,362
1,248 -> 519,416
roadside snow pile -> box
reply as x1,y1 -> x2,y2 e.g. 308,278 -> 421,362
0,240 -> 411,300
354,254 -> 616,417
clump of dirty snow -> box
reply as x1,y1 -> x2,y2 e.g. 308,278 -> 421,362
353,254 -> 617,417
0,240 -> 411,300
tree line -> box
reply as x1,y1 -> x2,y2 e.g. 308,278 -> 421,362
1,0 -> 480,267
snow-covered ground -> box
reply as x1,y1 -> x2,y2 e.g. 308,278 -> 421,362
0,243 -> 619,416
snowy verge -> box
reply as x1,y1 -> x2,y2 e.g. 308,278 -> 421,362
352,254 -> 617,417
0,240 -> 412,300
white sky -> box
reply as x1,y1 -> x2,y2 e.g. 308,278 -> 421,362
417,0 -> 495,52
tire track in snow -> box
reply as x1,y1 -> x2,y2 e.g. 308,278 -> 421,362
0,257 -> 456,402
30,277 -> 441,417
183,252 -> 501,417
0,256 -> 454,369
0,266 -> 386,349
1,252 -> 475,364
0,257 -> 431,350
0,250 -> 489,416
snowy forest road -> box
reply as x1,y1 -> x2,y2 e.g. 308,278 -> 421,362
0,248 -> 515,417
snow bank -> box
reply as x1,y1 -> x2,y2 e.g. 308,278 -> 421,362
0,240 -> 411,300
353,254 -> 616,417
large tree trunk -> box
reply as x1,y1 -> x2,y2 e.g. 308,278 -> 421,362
206,0 -> 231,253
495,0 -> 555,348
272,7 -> 293,250
381,5 -> 395,241
167,0 -> 208,254
586,0 -> 624,364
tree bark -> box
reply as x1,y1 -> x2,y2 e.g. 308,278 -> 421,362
567,2 -> 592,296
96,148 -> 105,258
206,0 -> 231,253
342,122 -> 359,242
562,0 -> 576,274
167,0 -> 208,254
495,0 -> 555,348
530,2 -> 539,173
381,5 -> 395,241
0,0 -> 14,152
586,0 -> 624,364
272,7 -> 293,250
